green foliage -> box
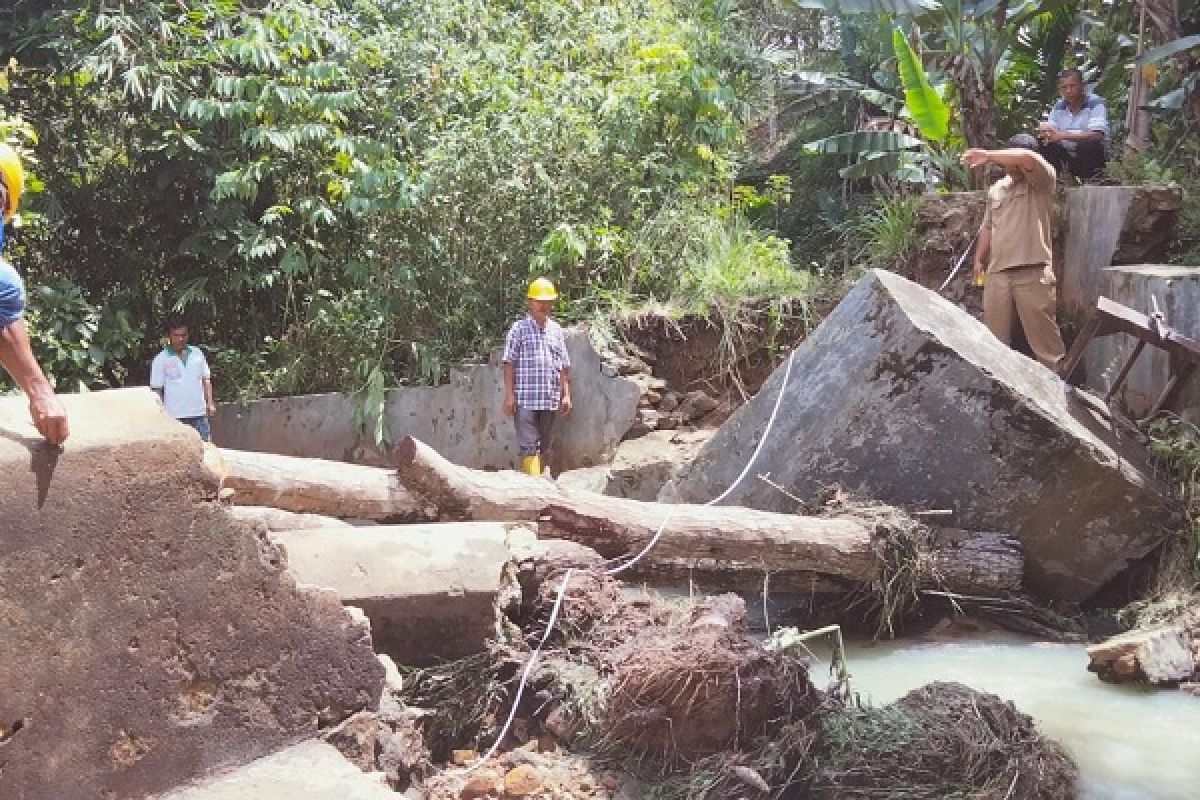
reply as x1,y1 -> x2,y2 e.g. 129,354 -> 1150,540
1146,415 -> 1200,576
1103,152 -> 1179,186
20,279 -> 143,392
843,194 -> 922,268
788,0 -> 943,13
1,0 -> 783,404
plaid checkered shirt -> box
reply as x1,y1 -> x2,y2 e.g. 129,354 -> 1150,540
502,315 -> 570,411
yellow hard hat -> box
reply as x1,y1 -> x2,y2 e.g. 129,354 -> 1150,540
527,277 -> 558,301
0,143 -> 24,222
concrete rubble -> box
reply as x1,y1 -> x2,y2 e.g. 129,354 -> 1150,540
662,269 -> 1177,602
158,739 -> 402,800
270,522 -> 527,665
1087,626 -> 1196,685
0,388 -> 384,800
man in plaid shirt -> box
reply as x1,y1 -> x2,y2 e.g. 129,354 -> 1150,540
502,277 -> 572,476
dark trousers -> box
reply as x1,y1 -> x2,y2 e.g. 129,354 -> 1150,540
515,407 -> 556,456
1037,139 -> 1106,182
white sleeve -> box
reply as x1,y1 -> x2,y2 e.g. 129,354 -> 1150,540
149,354 -> 164,389
1088,101 -> 1110,134
198,349 -> 212,380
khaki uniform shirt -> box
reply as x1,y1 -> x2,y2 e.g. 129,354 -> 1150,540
982,154 -> 1056,272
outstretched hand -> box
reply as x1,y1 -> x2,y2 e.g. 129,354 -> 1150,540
960,149 -> 990,169
29,391 -> 69,446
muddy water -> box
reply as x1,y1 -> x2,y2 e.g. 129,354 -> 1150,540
818,635 -> 1200,800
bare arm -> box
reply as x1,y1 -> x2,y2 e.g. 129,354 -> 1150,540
0,319 -> 69,445
973,222 -> 992,281
1052,129 -> 1102,142
203,377 -> 215,416
502,362 -> 516,415
559,366 -> 572,415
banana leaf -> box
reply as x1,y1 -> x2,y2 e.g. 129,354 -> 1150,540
803,130 -> 924,154
1135,34 -> 1200,66
839,151 -> 927,181
859,88 -> 906,114
893,28 -> 950,142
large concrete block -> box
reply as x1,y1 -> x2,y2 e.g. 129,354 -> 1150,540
160,739 -> 397,799
271,523 -> 524,665
214,327 -> 639,472
1059,186 -> 1183,322
1084,265 -> 1200,422
661,270 -> 1176,601
0,388 -> 384,800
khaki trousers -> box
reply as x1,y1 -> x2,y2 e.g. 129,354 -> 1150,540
982,264 -> 1067,372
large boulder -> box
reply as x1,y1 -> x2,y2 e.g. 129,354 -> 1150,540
0,389 -> 384,800
271,523 -> 525,666
661,269 -> 1176,601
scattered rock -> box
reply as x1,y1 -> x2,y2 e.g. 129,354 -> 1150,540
460,770 -> 501,799
658,391 -> 681,413
678,390 -> 718,422
451,750 -> 479,766
503,764 -> 543,796
1087,626 -> 1195,685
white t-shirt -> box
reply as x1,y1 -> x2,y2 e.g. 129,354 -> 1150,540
150,346 -> 212,419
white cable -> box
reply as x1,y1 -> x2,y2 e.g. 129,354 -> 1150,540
464,567 -> 574,774
606,347 -> 798,577
465,346 -> 799,771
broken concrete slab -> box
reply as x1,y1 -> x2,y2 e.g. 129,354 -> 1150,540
1059,186 -> 1184,322
0,388 -> 384,800
1084,265 -> 1200,421
160,739 -> 397,800
603,429 -> 713,501
661,269 -> 1177,602
214,327 -> 640,473
270,522 -> 525,665
1087,626 -> 1195,685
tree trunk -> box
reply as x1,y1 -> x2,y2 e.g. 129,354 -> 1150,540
394,437 -> 1023,595
218,439 -> 1025,596
214,447 -> 429,522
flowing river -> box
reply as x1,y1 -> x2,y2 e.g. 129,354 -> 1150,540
826,634 -> 1200,800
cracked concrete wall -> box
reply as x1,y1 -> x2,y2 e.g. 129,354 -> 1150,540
0,388 -> 383,800
213,328 -> 639,472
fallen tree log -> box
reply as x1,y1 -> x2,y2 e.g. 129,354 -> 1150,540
214,447 -> 431,522
394,437 -> 1023,595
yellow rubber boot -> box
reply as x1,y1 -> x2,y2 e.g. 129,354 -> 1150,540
521,454 -> 541,476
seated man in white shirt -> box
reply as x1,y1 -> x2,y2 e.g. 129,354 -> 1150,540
149,316 -> 216,442
1036,68 -> 1109,182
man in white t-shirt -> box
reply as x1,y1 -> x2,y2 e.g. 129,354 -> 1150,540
149,317 -> 216,442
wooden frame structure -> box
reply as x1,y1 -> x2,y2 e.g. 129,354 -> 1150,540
1062,296 -> 1200,418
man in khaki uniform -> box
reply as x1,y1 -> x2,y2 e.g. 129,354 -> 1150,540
963,134 -> 1067,373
